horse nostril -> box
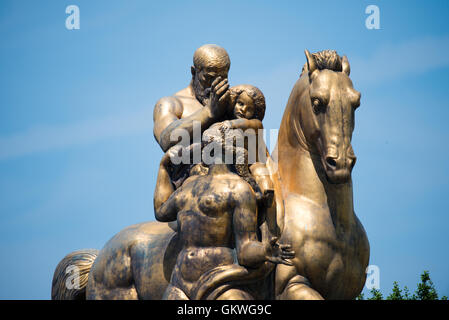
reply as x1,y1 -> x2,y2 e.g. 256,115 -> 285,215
326,157 -> 337,169
349,157 -> 357,169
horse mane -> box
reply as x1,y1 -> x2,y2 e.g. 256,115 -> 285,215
301,50 -> 343,74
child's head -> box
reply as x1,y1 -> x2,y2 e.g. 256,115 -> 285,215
229,85 -> 266,121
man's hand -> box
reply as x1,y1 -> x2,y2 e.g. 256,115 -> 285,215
208,76 -> 229,119
161,142 -> 203,168
161,144 -> 184,168
265,237 -> 295,266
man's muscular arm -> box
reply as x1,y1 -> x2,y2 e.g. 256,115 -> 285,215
233,182 -> 294,268
153,146 -> 182,215
232,184 -> 266,268
153,77 -> 229,152
153,96 -> 184,150
154,98 -> 214,152
154,182 -> 180,222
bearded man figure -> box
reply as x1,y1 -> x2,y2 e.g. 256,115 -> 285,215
153,44 -> 231,152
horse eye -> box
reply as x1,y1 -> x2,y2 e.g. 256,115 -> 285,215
312,98 -> 323,114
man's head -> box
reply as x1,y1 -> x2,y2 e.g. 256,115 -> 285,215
191,44 -> 230,105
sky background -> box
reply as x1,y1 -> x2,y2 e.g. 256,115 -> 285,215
1,0 -> 448,299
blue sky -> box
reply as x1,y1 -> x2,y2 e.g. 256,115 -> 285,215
1,0 -> 448,299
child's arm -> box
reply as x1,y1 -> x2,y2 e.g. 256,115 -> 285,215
220,119 -> 269,164
223,118 -> 263,131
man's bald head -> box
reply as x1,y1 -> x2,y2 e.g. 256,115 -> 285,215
191,44 -> 230,105
193,44 -> 230,71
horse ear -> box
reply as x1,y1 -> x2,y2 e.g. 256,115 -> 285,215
305,49 -> 317,77
342,55 -> 350,76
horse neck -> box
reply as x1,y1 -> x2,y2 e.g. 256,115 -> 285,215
271,75 -> 355,228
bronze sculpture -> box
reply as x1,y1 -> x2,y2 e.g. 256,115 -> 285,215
155,140 -> 293,300
153,44 -> 231,153
52,45 -> 370,300
269,50 -> 369,299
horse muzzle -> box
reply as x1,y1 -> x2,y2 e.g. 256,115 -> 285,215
321,152 -> 356,184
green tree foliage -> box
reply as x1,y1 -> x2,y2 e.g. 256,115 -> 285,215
355,293 -> 365,300
367,288 -> 383,300
386,281 -> 403,300
413,270 -> 438,300
357,270 -> 447,300
402,286 -> 412,300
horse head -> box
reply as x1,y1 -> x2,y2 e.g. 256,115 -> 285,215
296,49 -> 361,184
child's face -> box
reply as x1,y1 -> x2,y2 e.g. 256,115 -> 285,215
233,91 -> 255,119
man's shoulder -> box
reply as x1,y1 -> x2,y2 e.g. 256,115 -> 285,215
173,85 -> 195,99
153,95 -> 184,119
154,85 -> 201,118
229,176 -> 257,207
154,85 -> 193,107
217,173 -> 254,193
173,85 -> 205,117
173,86 -> 202,109
155,95 -> 182,108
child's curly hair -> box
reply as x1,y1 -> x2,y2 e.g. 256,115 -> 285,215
229,84 -> 266,121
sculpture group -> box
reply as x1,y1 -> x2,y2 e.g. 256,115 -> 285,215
52,44 -> 370,300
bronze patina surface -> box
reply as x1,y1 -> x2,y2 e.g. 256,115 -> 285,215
155,141 -> 293,300
52,45 -> 370,300
268,50 -> 369,299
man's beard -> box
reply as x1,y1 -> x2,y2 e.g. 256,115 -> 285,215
192,78 -> 211,106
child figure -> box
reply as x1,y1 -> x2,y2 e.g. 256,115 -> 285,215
225,84 -> 266,134
218,84 -> 275,212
